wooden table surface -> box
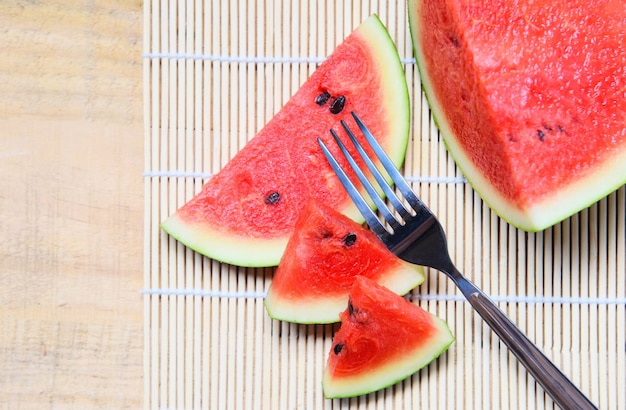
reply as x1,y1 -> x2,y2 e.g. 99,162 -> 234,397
1,1 -> 144,408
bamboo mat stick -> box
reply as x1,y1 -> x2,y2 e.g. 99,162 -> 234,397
587,236 -> 599,401
191,0 -> 203,408
571,211 -> 583,397
596,201 -> 608,406
528,232 -> 540,408
167,0 -> 178,406
149,38 -> 158,410
180,2 -> 192,408
552,224 -> 563,380
561,218 -> 573,381
473,192 -> 484,410
200,2 -> 212,408
572,209 -> 591,398
159,0 -> 169,407
142,0 -> 153,407
617,188 -> 626,410
613,189 -> 625,409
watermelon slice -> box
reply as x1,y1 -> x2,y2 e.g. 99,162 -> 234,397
161,15 -> 410,267
408,0 -> 626,231
264,200 -> 425,324
322,276 -> 454,399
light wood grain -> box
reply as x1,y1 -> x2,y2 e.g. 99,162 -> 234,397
0,1 -> 143,408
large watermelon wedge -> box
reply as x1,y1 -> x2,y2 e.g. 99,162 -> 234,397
322,276 -> 454,399
264,200 -> 425,324
408,0 -> 626,231
161,15 -> 410,267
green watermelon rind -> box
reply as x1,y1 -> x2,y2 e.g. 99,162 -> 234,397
264,261 -> 425,324
161,216 -> 288,267
356,15 -> 412,196
161,15 -> 411,267
407,0 -> 626,232
321,313 -> 455,399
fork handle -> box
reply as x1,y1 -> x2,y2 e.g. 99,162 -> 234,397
454,274 -> 597,410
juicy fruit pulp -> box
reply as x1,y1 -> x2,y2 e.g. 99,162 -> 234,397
322,276 -> 454,399
264,200 -> 425,324
408,0 -> 626,231
161,15 -> 410,266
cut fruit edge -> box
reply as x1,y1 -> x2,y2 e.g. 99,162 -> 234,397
264,261 -> 425,324
439,130 -> 626,232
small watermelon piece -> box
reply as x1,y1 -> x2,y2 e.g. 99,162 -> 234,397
408,0 -> 626,231
322,276 -> 454,399
161,15 -> 410,267
264,200 -> 425,324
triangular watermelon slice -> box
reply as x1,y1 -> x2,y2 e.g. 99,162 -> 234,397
161,15 -> 410,267
322,276 -> 454,399
264,200 -> 425,324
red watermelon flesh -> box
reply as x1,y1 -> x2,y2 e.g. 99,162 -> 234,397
322,276 -> 454,399
408,0 -> 626,231
161,15 -> 410,267
263,200 -> 425,324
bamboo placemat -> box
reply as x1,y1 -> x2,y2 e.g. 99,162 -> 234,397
142,1 -> 626,409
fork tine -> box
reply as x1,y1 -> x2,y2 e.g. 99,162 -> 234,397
317,138 -> 390,238
329,129 -> 403,232
351,112 -> 423,210
339,119 -> 413,221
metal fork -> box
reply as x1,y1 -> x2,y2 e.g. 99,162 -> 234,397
318,112 -> 597,410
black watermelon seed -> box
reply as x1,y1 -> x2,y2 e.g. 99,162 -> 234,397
329,96 -> 346,114
348,301 -> 355,316
315,92 -> 331,106
333,343 -> 344,355
449,35 -> 460,48
264,191 -> 281,205
537,130 -> 546,141
343,233 -> 357,246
